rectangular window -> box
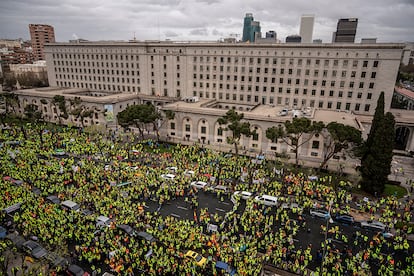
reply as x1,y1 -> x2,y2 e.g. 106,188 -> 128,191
185,124 -> 190,132
336,102 -> 341,110
217,128 -> 223,136
371,72 -> 376,79
373,61 -> 379,67
355,103 -> 360,111
327,102 -> 332,109
367,93 -> 372,100
363,61 -> 368,67
312,141 -> 320,149
345,103 -> 351,110
364,104 -> 370,112
201,126 -> 206,134
369,83 -> 374,89
170,122 -> 175,130
348,91 -> 353,98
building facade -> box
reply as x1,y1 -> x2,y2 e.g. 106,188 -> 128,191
333,18 -> 358,43
299,15 -> 314,44
29,24 -> 55,61
45,41 -> 404,116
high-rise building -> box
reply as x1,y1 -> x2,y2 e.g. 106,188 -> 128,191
29,24 -> 55,61
299,15 -> 314,43
242,13 -> 261,42
265,31 -> 277,39
333,18 -> 358,43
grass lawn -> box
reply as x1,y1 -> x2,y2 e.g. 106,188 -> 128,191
383,184 -> 407,198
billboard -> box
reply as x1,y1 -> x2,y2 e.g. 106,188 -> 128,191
104,104 -> 114,122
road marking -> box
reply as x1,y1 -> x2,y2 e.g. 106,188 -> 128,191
171,213 -> 181,218
177,206 -> 188,210
216,208 -> 226,212
220,202 -> 230,205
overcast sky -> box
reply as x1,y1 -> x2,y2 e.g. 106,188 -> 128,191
0,0 -> 413,43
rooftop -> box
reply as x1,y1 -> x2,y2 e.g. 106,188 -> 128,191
164,99 -> 361,129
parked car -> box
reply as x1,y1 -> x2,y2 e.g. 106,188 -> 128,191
117,224 -> 137,237
190,181 -> 208,190
160,174 -> 176,181
232,191 -> 253,200
45,251 -> 68,269
166,166 -> 178,173
61,200 -> 80,212
184,250 -> 207,266
6,232 -> 26,249
22,240 -> 48,259
334,214 -> 355,224
0,226 -> 7,239
66,264 -> 90,276
360,220 -> 386,231
184,170 -> 195,177
254,195 -> 278,206
96,215 -> 112,228
136,231 -> 156,243
208,185 -> 231,194
310,209 -> 331,219
46,195 -> 61,205
216,261 -> 237,275
281,202 -> 302,211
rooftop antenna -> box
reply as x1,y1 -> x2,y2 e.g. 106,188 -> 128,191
133,32 -> 136,41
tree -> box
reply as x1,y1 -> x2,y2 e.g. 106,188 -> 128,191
52,95 -> 69,124
266,117 -> 324,166
1,92 -> 19,114
319,122 -> 362,170
118,103 -> 158,140
217,109 -> 254,157
360,92 -> 395,195
24,103 -> 44,143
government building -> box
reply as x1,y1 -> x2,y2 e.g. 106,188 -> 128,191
10,40 -> 414,164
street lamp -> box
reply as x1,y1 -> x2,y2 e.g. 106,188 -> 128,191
320,200 -> 334,273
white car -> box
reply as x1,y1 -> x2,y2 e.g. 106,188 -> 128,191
233,191 -> 253,200
360,220 -> 386,232
190,181 -> 208,190
254,195 -> 278,206
281,202 -> 302,211
96,215 -> 112,228
310,209 -> 331,219
160,174 -> 176,181
184,170 -> 195,177
166,167 -> 178,173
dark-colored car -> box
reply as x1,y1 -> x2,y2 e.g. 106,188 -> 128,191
6,232 -> 26,249
66,264 -> 90,276
0,226 -> 7,239
335,214 -> 355,225
46,195 -> 61,205
22,240 -> 48,259
117,224 -> 137,237
137,231 -> 156,243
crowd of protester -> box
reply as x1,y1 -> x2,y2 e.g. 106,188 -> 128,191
0,123 -> 413,275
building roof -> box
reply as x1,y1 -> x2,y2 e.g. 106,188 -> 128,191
395,86 -> 414,100
163,99 -> 361,129
14,87 -> 138,104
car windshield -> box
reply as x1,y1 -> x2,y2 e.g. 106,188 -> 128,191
195,255 -> 202,262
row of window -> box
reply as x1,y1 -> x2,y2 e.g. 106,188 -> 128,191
52,52 -> 379,70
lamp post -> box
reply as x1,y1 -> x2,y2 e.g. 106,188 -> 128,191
320,200 -> 334,273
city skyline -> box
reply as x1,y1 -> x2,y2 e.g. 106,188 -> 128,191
0,0 -> 413,43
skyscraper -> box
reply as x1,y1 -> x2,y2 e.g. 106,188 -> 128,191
29,24 -> 55,61
333,18 -> 358,43
299,15 -> 314,43
242,13 -> 261,42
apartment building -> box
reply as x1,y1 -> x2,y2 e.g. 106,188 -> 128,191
29,24 -> 55,61
45,41 -> 404,116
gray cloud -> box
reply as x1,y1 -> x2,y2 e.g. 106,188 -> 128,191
0,0 -> 412,43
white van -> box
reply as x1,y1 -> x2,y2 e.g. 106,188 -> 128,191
254,195 -> 278,206
61,200 -> 80,212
